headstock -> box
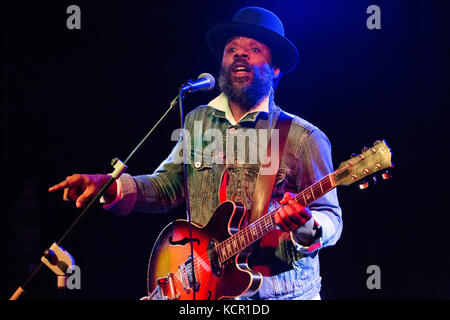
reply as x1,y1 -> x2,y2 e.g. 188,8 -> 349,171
333,140 -> 393,187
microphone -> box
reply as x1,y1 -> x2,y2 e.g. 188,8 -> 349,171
180,73 -> 215,93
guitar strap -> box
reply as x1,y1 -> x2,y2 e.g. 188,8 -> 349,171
249,111 -> 292,224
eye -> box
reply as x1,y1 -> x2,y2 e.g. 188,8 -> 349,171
227,47 -> 237,53
251,48 -> 261,53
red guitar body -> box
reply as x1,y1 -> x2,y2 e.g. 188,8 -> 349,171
146,201 -> 262,300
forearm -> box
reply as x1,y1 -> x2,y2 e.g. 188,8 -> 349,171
103,137 -> 186,215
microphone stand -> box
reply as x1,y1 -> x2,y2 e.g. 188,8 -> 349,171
9,94 -> 180,300
178,86 -> 198,300
173,73 -> 215,300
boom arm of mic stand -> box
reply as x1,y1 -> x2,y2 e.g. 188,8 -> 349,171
9,94 -> 180,300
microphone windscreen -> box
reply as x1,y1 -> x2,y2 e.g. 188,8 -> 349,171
197,73 -> 215,91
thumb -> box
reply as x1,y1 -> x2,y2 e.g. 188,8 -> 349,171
75,186 -> 95,208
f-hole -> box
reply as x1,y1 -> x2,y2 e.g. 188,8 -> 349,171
168,236 -> 200,246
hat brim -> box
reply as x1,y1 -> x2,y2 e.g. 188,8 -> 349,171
206,21 -> 299,73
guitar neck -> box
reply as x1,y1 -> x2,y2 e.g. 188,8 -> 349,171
216,173 -> 336,263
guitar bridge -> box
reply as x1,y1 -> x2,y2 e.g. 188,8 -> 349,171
151,273 -> 180,300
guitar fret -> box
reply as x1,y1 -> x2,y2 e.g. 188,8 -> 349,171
321,179 -> 328,193
311,186 -> 316,200
302,192 -> 307,206
217,244 -> 223,263
229,240 -> 235,255
322,175 -> 332,193
305,187 -> 314,203
238,234 -> 244,249
243,229 -> 248,246
251,226 -> 257,240
296,195 -> 306,207
259,222 -> 265,234
222,245 -> 227,260
232,239 -> 238,251
329,173 -> 335,188
263,218 -> 270,232
322,174 -> 332,193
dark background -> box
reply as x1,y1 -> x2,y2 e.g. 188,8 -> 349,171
1,0 -> 449,300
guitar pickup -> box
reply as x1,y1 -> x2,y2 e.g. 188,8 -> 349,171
179,255 -> 200,293
207,239 -> 222,277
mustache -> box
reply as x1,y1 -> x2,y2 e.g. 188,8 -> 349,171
227,59 -> 252,72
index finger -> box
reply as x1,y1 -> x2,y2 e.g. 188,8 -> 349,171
279,192 -> 294,204
48,180 -> 69,192
48,174 -> 81,192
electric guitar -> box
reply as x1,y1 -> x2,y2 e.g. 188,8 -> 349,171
142,140 -> 392,300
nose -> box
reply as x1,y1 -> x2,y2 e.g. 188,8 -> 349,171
233,50 -> 249,60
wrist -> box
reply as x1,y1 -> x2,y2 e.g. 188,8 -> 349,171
102,176 -> 118,203
292,217 -> 321,246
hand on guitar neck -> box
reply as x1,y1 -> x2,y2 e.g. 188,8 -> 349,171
275,192 -> 318,246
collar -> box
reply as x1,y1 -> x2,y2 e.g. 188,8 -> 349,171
208,92 -> 270,125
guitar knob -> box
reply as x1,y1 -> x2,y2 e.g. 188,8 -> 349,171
361,147 -> 369,153
373,140 -> 382,145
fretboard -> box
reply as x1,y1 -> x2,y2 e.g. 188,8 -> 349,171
216,173 -> 336,263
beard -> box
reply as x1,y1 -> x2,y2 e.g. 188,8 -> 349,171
218,62 -> 276,111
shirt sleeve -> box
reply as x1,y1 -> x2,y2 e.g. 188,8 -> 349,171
102,135 -> 186,216
291,128 -> 343,254
101,173 -> 138,216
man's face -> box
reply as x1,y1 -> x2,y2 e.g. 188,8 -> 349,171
219,37 -> 280,108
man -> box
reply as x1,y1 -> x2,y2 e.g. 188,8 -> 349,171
49,7 -> 342,300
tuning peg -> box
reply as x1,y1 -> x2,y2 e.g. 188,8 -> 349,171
358,179 -> 369,190
361,146 -> 369,153
381,169 -> 392,180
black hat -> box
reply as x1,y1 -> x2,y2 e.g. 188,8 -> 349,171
206,7 -> 299,73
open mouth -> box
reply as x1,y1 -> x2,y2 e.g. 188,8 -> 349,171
232,63 -> 252,75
